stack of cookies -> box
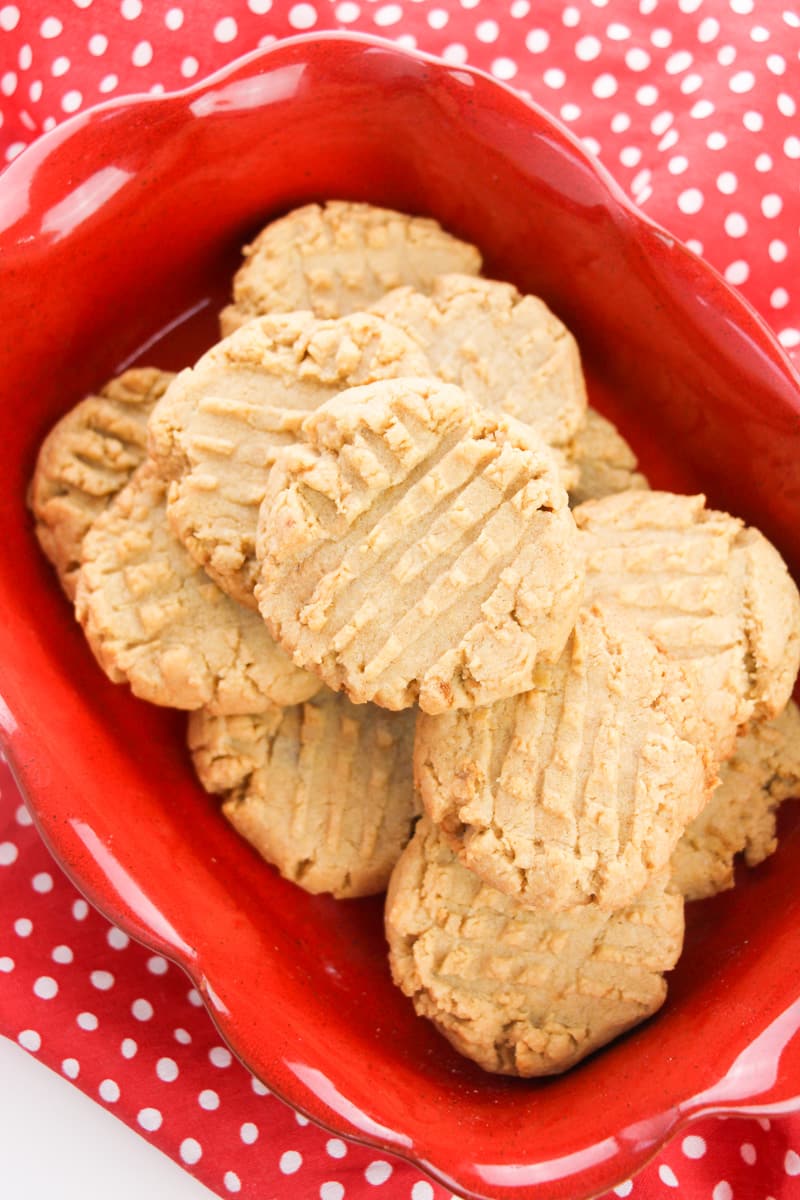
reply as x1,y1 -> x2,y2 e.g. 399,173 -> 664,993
30,202 -> 800,1077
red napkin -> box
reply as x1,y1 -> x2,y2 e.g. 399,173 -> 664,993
1,2 -> 799,1197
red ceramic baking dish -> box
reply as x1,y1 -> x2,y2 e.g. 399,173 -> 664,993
2,33 -> 800,1200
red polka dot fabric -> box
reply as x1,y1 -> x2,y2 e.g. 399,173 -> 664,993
1,3 -> 800,1198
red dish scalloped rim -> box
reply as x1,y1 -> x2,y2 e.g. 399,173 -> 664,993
2,33 -> 800,1200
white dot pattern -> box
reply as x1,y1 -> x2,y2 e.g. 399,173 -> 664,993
0,4 -> 798,1194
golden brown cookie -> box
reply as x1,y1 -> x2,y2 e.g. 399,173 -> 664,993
371,274 -> 587,451
220,201 -> 482,334
75,463 -> 320,713
672,701 -> 800,901
189,691 -> 418,898
385,817 -> 684,1076
567,408 -> 649,507
416,605 -> 714,910
148,311 -> 429,608
575,490 -> 800,759
30,367 -> 173,599
255,377 -> 583,715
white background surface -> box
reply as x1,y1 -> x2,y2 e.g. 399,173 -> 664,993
0,1037 -> 216,1199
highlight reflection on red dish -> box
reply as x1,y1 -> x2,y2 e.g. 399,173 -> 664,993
2,33 -> 800,1200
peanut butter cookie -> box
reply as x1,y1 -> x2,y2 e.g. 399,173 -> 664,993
567,409 -> 648,507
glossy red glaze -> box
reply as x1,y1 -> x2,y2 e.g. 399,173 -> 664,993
2,34 -> 800,1200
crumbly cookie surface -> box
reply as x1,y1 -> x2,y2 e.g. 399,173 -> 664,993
416,605 -> 713,910
370,274 -> 587,450
575,490 -> 800,759
75,463 -> 320,713
148,311 -> 429,607
220,201 -> 482,334
189,691 -> 417,898
567,409 -> 649,507
672,700 -> 800,901
385,817 -> 684,1076
30,367 -> 173,599
256,377 -> 584,714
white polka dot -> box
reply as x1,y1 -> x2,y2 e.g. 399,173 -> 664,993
164,7 -> 184,29
18,1029 -> 41,1051
72,899 -> 88,919
784,136 -> 800,159
99,1079 -> 120,1103
729,70 -> 755,93
173,1027 -> 192,1045
40,16 -> 63,37
783,10 -> 800,28
181,57 -> 199,79
636,84 -> 659,106
582,136 -> 601,156
295,1112 -> 310,1127
0,956 -> 14,972
213,16 -> 238,42
698,16 -> 720,40
750,23 -> 770,41
725,260 -> 749,284
180,1139 -> 202,1166
249,0 -> 273,10
131,40 -> 153,67
33,975 -> 58,1000
491,58 -> 517,80
15,918 -> 32,937
0,6 -> 20,32
365,1161 -> 393,1185
289,3 -> 317,28
611,112 -> 631,132
576,35 -> 602,61
659,1164 -> 679,1187
209,1045 -> 232,1068
280,1151 -> 302,1175
707,130 -> 727,148
61,90 -> 82,113
132,998 -> 153,1021
626,48 -> 651,71
157,1056 -> 179,1082
61,1058 -> 79,1079
33,872 -> 53,894
744,110 -> 764,132
659,128 -> 680,150
1,72 -> 16,97
411,1186 -> 433,1200
767,53 -> 786,74
771,288 -> 790,309
121,1037 -> 138,1059
99,74 -> 118,94
42,118 -> 56,132
640,0 -> 657,10
77,1011 -> 98,1031
88,34 -> 107,56
607,23 -> 631,39
762,194 -> 783,218
740,1142 -> 757,1165
544,68 -> 566,88
475,19 -> 499,42
678,188 -> 704,214
650,27 -> 672,46
51,57 -> 70,78
620,146 -> 641,167
240,1122 -> 259,1144
511,0 -> 529,13
441,43 -> 468,64
15,805 -> 32,827
593,73 -> 618,98
320,1185 -> 344,1200
251,1077 -> 270,1096
718,44 -> 737,65
187,988 -> 203,1007
137,1106 -> 163,1131
717,171 -> 738,194
427,8 -> 448,28
121,0 -> 142,17
666,50 -> 693,73
0,840 -> 19,865
198,1088 -> 219,1110
560,102 -> 581,120
769,239 -> 788,262
525,29 -> 549,53
725,212 -> 748,237
91,970 -> 115,991
780,329 -> 800,349
613,1185 -> 633,1199
336,1 -> 359,18
778,93 -> 796,117
712,1184 -> 732,1200
224,1174 -> 242,1195
668,155 -> 689,174
692,100 -> 715,119
680,73 -> 704,94
327,1139 -> 347,1158
105,928 -> 128,951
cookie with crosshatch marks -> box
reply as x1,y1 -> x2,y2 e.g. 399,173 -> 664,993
75,463 -> 320,713
567,408 -> 649,507
219,200 -> 482,334
147,310 -> 429,609
370,273 -> 587,452
575,490 -> 800,760
30,367 -> 174,600
255,376 -> 584,714
385,817 -> 684,1077
189,690 -> 417,899
415,604 -> 715,911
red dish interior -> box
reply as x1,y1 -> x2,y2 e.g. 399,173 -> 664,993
2,34 -> 800,1200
